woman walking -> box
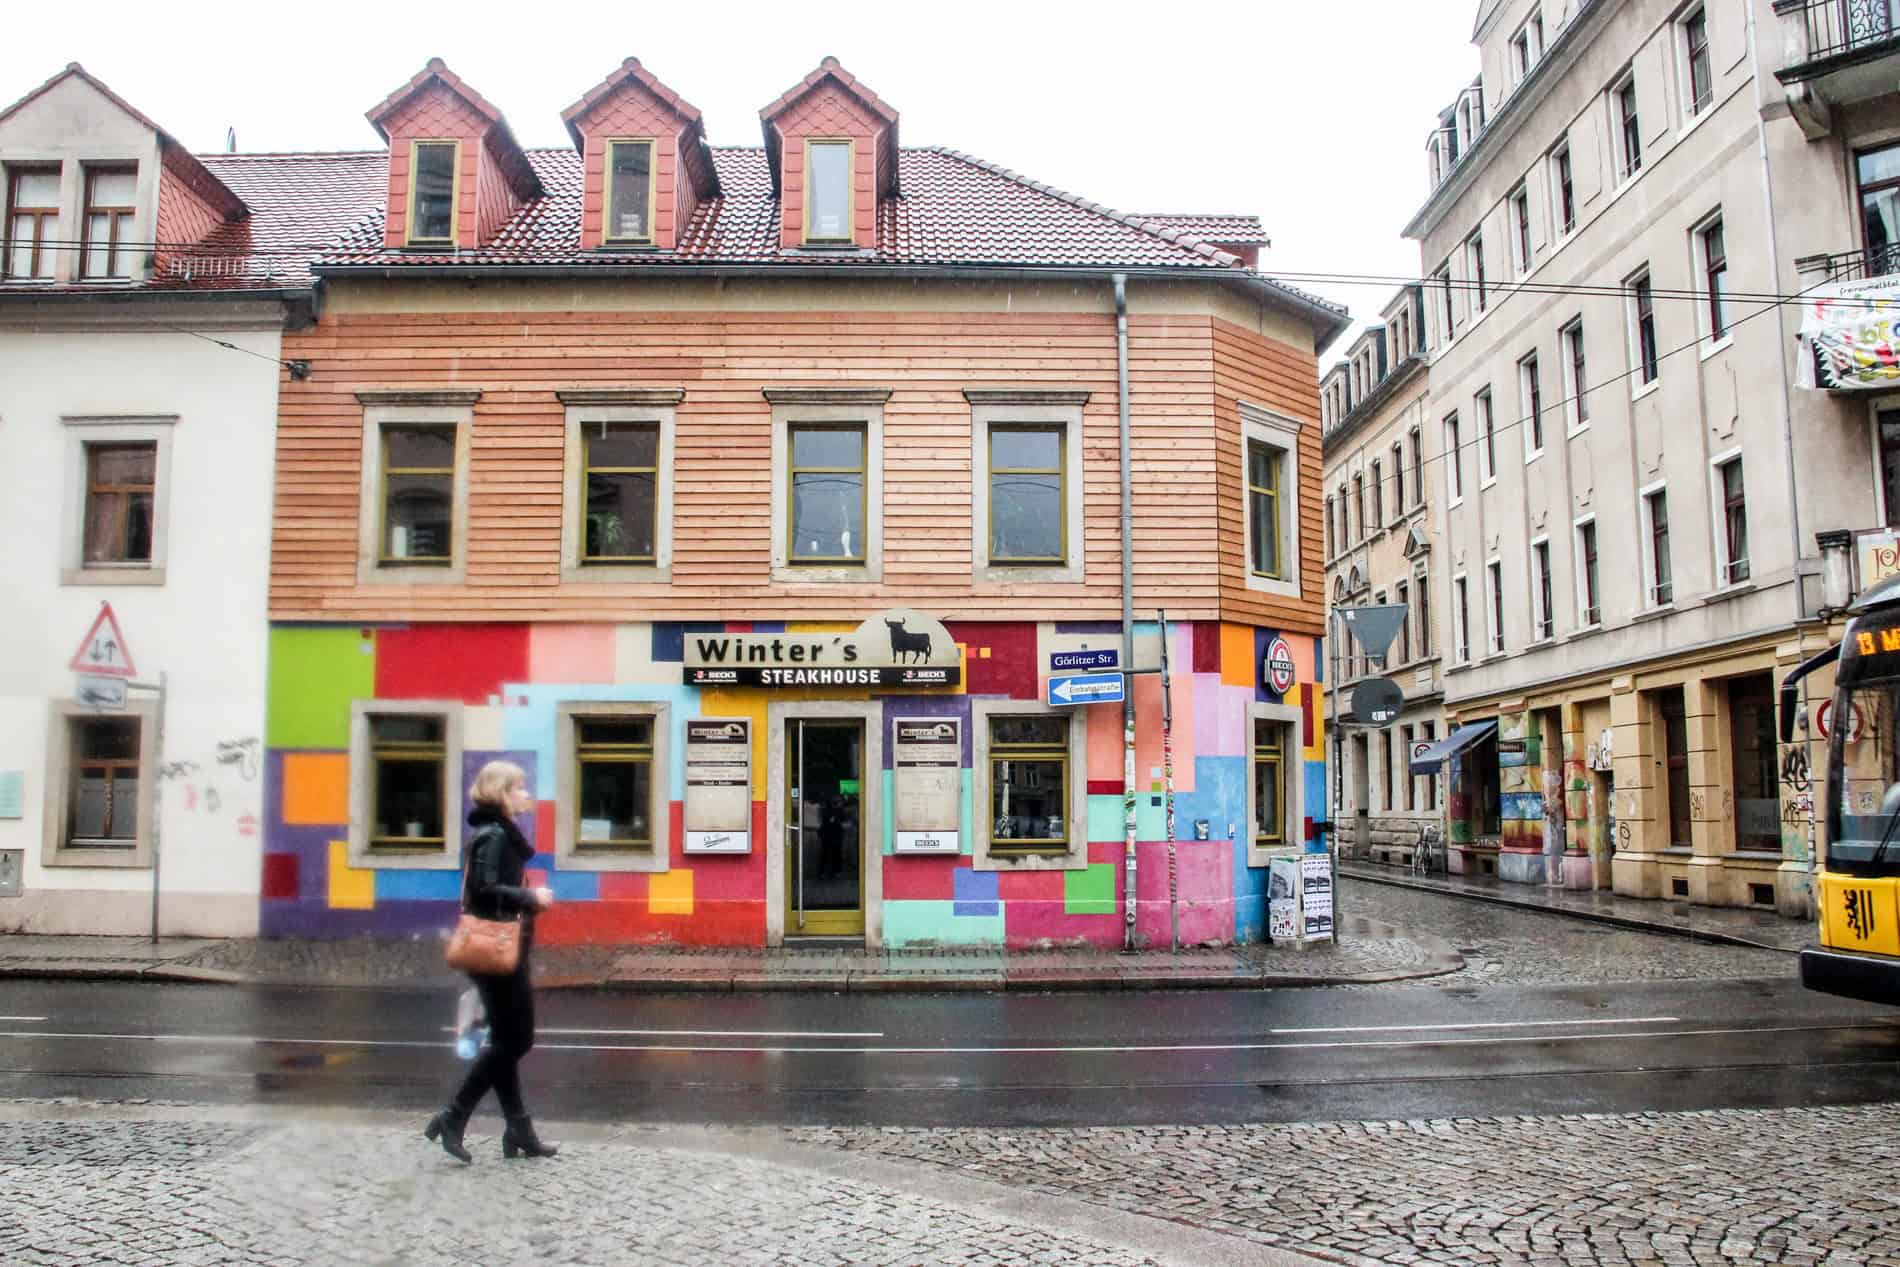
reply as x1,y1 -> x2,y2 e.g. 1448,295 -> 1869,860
424,760 -> 559,1163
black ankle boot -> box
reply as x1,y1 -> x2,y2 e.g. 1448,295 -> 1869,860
424,1106 -> 473,1164
501,1114 -> 558,1159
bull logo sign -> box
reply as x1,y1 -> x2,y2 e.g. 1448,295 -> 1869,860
683,607 -> 962,689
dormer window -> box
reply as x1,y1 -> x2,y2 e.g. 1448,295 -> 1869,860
4,166 -> 58,281
805,139 -> 853,243
605,140 -> 655,244
81,166 -> 136,280
407,141 -> 459,245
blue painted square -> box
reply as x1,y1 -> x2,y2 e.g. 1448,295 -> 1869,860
375,868 -> 463,902
549,870 -> 601,901
952,866 -> 1000,917
650,622 -> 723,664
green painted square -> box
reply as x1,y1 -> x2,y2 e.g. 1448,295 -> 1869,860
883,900 -> 1003,948
1064,862 -> 1116,915
268,626 -> 375,749
1137,796 -> 1165,842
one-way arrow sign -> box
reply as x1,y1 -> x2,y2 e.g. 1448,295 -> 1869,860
1047,672 -> 1125,707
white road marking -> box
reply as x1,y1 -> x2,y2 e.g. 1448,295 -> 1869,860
0,1017 -> 47,1023
440,1027 -> 887,1039
1270,1016 -> 1679,1035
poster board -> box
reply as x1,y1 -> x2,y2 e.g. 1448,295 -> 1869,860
1301,853 -> 1334,941
683,718 -> 751,854
892,718 -> 961,853
1268,855 -> 1301,942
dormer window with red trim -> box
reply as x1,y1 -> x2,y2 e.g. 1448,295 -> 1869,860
4,166 -> 58,280
605,139 -> 655,244
81,165 -> 136,279
407,140 -> 459,245
804,139 -> 853,243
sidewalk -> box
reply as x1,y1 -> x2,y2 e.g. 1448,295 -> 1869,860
1341,862 -> 1810,953
0,916 -> 1462,992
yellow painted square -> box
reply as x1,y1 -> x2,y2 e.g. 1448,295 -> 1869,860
649,868 -> 694,916
283,753 -> 349,826
980,646 -> 992,659
327,841 -> 375,910
1220,623 -> 1256,689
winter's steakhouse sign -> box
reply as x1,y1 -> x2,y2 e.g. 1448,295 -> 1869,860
684,608 -> 961,688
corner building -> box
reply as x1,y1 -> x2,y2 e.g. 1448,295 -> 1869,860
261,57 -> 1344,948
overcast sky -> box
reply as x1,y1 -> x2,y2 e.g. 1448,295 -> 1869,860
5,0 -> 1478,359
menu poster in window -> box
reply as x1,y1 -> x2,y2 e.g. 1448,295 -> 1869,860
684,719 -> 751,854
1300,853 -> 1334,941
893,718 -> 961,853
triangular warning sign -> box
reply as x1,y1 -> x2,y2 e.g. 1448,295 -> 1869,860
69,602 -> 137,679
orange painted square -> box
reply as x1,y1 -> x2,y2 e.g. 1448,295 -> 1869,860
282,753 -> 349,826
1219,623 -> 1256,689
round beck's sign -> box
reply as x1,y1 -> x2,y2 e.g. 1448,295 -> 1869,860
1263,636 -> 1296,694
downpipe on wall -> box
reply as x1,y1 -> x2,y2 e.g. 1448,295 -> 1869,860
1116,273 -> 1139,951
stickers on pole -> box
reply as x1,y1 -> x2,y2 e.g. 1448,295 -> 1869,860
683,719 -> 751,853
893,718 -> 961,853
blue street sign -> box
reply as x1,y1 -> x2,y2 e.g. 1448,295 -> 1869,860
1049,648 -> 1120,672
1047,672 -> 1125,707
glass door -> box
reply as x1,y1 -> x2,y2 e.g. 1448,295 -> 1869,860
785,719 -> 864,938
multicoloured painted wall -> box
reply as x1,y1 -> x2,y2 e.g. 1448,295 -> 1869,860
260,618 -> 1326,948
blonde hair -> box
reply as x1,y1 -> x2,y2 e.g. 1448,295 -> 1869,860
470,760 -> 528,809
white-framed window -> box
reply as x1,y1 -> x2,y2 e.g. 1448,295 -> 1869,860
1241,401 -> 1304,598
1247,701 -> 1305,867
1712,451 -> 1750,586
1510,185 -> 1533,276
1433,261 -> 1456,338
1696,213 -> 1729,343
1612,70 -> 1643,183
42,699 -> 159,870
1486,558 -> 1506,655
553,700 -> 673,872
61,415 -> 175,588
1467,230 -> 1488,314
1370,458 -> 1385,528
1550,139 -> 1576,238
1477,388 -> 1498,485
347,700 -> 465,871
968,388 -> 1084,584
1561,318 -> 1590,433
1520,353 -> 1545,458
1354,473 -> 1367,543
559,388 -> 679,583
1575,516 -> 1602,626
972,697 -> 1089,873
1416,567 -> 1433,657
1511,25 -> 1533,85
1642,481 -> 1673,607
1395,577 -> 1414,663
1337,483 -> 1350,545
1445,412 -> 1464,505
1627,268 -> 1659,387
1325,495 -> 1336,558
1392,441 -> 1406,513
354,390 -> 478,586
1530,536 -> 1554,641
1682,5 -> 1713,117
1409,427 -> 1424,508
769,386 -> 889,582
1454,573 -> 1472,663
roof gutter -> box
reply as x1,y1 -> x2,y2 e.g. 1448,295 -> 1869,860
0,286 -> 316,328
312,261 -> 1350,347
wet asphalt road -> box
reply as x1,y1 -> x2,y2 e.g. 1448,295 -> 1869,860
0,974 -> 1893,1127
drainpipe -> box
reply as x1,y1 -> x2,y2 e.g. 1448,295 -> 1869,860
1746,0 -> 1819,905
1116,273 -> 1139,951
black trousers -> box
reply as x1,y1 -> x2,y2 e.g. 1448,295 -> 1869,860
451,960 -> 535,1119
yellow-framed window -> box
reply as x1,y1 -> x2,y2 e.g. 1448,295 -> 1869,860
582,420 -> 659,563
603,139 -> 656,245
406,140 -> 459,245
988,424 -> 1065,565
1247,438 -> 1285,579
369,715 -> 446,850
989,715 -> 1069,852
574,716 -> 655,851
380,424 -> 456,564
804,138 -> 854,243
1253,719 -> 1286,848
787,422 -> 866,563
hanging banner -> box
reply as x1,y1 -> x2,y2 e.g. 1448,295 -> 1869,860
683,719 -> 752,853
892,718 -> 962,853
1798,274 -> 1900,390
684,607 -> 960,688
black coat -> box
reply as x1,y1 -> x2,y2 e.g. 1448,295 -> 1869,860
462,805 -> 538,950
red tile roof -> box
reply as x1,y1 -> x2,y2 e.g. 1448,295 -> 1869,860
1136,214 -> 1270,247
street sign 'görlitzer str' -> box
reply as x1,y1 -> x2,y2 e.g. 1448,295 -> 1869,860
1050,648 -> 1119,672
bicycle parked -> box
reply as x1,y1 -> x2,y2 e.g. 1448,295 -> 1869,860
1411,823 -> 1445,877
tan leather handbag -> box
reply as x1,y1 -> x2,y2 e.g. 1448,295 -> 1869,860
445,911 -> 520,976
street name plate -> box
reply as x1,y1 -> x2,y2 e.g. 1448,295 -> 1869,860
1047,672 -> 1125,707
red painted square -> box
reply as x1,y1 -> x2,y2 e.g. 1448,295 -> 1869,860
374,624 -> 531,705
598,872 -> 648,901
947,621 -> 1039,699
884,855 -> 957,900
1191,621 -> 1220,674
690,804 -> 766,900
996,867 -> 1061,901
261,854 -> 299,900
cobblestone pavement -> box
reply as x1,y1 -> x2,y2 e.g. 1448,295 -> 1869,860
1340,880 -> 1796,988
794,1102 -> 1900,1267
0,1106 -> 1296,1267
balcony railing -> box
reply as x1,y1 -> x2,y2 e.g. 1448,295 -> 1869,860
1788,0 -> 1900,66
1806,244 -> 1900,284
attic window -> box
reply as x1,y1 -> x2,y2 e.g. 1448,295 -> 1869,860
805,139 -> 853,243
407,141 -> 459,245
605,140 -> 655,244
81,166 -> 137,280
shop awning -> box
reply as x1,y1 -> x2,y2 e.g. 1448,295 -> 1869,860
1409,720 -> 1497,775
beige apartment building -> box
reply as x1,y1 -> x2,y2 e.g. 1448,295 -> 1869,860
1320,289 -> 1446,864
1401,0 -> 1900,916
